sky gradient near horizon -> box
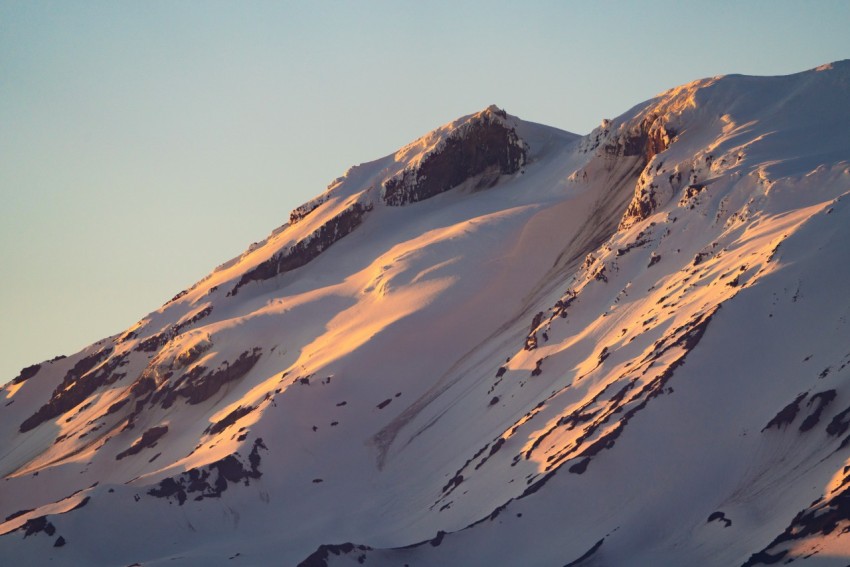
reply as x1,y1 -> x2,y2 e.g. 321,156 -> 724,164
2,1 -> 850,384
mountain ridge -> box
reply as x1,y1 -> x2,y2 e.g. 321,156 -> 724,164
2,60 -> 850,566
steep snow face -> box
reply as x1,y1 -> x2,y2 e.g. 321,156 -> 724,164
2,62 -> 850,566
607,61 -> 850,229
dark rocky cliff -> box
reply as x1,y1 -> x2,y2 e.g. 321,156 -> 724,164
231,202 -> 372,295
382,107 -> 527,206
614,114 -> 678,228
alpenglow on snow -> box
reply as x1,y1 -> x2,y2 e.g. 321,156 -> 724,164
2,61 -> 850,566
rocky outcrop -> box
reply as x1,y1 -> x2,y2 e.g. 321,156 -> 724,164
20,349 -> 125,433
799,390 -> 837,432
382,107 -> 527,206
115,425 -> 168,460
297,542 -> 373,567
175,306 -> 213,334
136,332 -> 168,353
761,393 -> 808,432
609,113 -> 676,163
289,194 -> 330,225
125,347 -> 260,415
19,516 -> 56,538
609,114 -> 678,228
205,405 -> 256,436
125,344 -> 210,415
742,480 -> 850,566
177,348 -> 262,406
231,202 -> 372,296
147,438 -> 267,504
135,306 -> 213,353
11,363 -> 41,385
524,311 -> 545,351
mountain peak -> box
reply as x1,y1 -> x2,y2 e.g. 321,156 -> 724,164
3,62 -> 850,566
210,105 -> 533,298
382,104 -> 527,206
482,103 -> 508,119
814,58 -> 850,72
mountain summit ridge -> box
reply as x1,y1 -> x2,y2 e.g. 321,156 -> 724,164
2,61 -> 850,566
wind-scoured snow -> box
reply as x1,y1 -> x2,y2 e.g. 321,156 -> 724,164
2,61 -> 850,566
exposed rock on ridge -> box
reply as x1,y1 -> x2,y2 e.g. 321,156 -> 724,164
382,105 -> 527,206
231,202 -> 372,295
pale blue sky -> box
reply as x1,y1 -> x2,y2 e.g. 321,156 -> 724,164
2,1 -> 849,383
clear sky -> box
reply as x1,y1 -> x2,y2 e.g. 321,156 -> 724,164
1,0 -> 849,384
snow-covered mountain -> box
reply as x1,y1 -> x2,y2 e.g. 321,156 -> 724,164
2,61 -> 850,566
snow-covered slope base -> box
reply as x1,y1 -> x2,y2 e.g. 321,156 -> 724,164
2,62 -> 850,566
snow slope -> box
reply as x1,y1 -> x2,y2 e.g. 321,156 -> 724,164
2,61 -> 850,566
